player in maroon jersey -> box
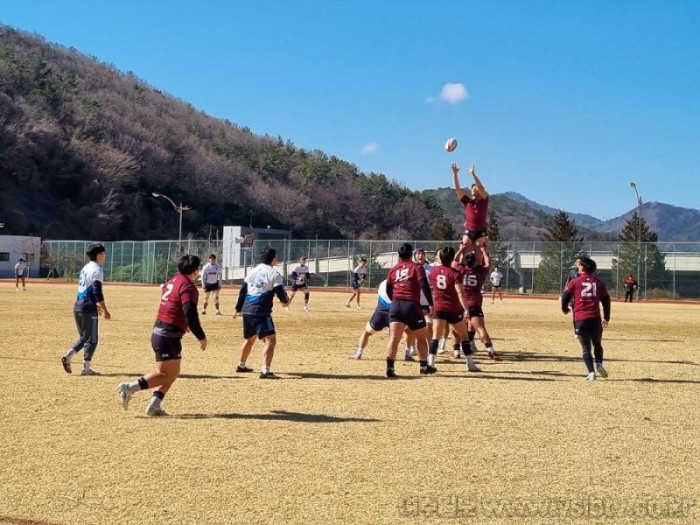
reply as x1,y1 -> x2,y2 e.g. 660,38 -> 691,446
429,246 -> 480,372
117,255 -> 207,416
456,244 -> 502,361
561,257 -> 611,381
452,162 -> 489,252
384,243 -> 436,377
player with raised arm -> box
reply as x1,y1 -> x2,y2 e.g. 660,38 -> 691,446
201,254 -> 222,315
234,247 -> 289,379
288,256 -> 312,312
430,246 -> 480,372
346,258 -> 368,309
458,244 -> 502,361
561,257 -> 611,381
489,266 -> 504,304
118,255 -> 207,416
453,163 -> 489,253
384,243 -> 436,377
61,244 -> 111,376
14,258 -> 27,291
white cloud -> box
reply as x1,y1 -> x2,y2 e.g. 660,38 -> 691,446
361,141 -> 379,154
427,83 -> 469,104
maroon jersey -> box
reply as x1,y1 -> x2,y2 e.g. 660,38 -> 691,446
460,264 -> 490,306
460,194 -> 489,231
429,265 -> 463,313
386,261 -> 427,304
565,274 -> 609,322
156,273 -> 199,333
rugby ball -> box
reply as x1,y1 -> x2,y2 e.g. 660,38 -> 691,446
445,138 -> 458,152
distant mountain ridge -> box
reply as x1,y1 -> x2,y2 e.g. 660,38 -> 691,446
501,192 -> 604,229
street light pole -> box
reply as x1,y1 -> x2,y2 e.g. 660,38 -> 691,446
152,192 -> 191,252
629,182 -> 642,299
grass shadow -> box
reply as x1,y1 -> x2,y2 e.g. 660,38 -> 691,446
176,409 -> 380,423
610,378 -> 700,385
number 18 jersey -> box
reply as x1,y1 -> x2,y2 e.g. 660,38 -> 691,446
564,274 -> 609,322
386,261 -> 426,304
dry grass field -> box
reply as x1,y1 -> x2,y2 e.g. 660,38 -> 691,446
1,282 -> 699,524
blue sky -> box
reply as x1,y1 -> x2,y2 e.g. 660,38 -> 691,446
2,1 -> 699,219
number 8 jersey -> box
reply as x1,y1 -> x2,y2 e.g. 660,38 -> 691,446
429,265 -> 463,313
564,274 -> 609,322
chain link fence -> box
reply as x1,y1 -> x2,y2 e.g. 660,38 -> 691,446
41,239 -> 700,299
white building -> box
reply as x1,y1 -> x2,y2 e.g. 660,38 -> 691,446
0,236 -> 41,278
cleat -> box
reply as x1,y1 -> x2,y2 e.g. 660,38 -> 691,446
303,306 -> 309,312
236,365 -> 254,373
146,406 -> 169,417
404,353 -> 415,362
487,350 -> 503,361
585,372 -> 596,381
349,353 -> 362,360
449,351 -> 461,360
596,364 -> 608,378
386,369 -> 397,378
467,363 -> 482,372
284,306 -> 290,312
215,310 -> 222,316
259,372 -> 279,379
356,305 -> 362,309
420,365 -> 438,375
61,356 -> 72,374
118,383 -> 132,411
345,303 -> 351,308
80,368 -> 101,376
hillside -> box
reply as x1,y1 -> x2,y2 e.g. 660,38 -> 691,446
0,26 -> 441,241
595,202 -> 700,242
501,192 -> 604,229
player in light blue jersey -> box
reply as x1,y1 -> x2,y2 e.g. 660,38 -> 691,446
61,244 -> 112,375
345,258 -> 368,309
234,247 -> 289,378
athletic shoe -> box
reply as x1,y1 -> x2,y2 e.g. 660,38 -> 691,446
303,306 -> 309,312
284,306 -> 290,312
487,350 -> 503,361
80,368 -> 101,376
236,365 -> 254,373
117,383 -> 132,411
467,363 -> 482,372
585,372 -> 596,381
356,305 -> 362,309
345,303 -> 351,308
349,353 -> 362,360
215,310 -> 222,316
404,353 -> 415,362
61,356 -> 72,374
449,351 -> 461,360
201,310 -> 206,315
259,371 -> 279,379
146,406 -> 169,417
596,364 -> 609,378
420,365 -> 438,375
386,369 -> 397,378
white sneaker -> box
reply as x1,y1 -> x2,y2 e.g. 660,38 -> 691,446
284,306 -> 290,312
437,339 -> 446,354
215,310 -> 222,316
585,372 -> 596,381
596,364 -> 608,378
303,306 -> 309,312
349,353 -> 362,360
146,405 -> 168,417
356,305 -> 362,309
118,383 -> 132,411
467,363 -> 482,372
81,368 -> 101,376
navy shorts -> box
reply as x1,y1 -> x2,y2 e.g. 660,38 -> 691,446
368,309 -> 390,332
151,332 -> 183,362
292,283 -> 308,292
204,283 -> 220,293
351,279 -> 363,289
467,305 -> 484,318
435,310 -> 465,324
463,229 -> 487,241
243,315 -> 276,340
389,300 -> 426,331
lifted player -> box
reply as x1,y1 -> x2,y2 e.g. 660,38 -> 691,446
452,162 -> 489,253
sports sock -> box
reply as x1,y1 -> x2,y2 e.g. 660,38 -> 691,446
128,377 -> 148,393
453,343 -> 460,352
147,391 -> 165,409
83,360 -> 91,372
466,355 -> 476,367
238,361 -> 246,368
468,330 -> 476,342
582,350 -> 595,373
461,340 -> 472,356
64,349 -> 78,361
261,366 -> 270,375
386,358 -> 395,372
419,359 -> 428,371
428,339 -> 439,366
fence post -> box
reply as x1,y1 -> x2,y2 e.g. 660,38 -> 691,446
130,241 -> 135,283
326,240 -> 331,287
672,243 -> 676,298
644,243 -> 648,299
368,240 -> 373,287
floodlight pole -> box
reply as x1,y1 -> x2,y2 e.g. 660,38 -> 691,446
629,182 -> 642,299
152,192 -> 191,252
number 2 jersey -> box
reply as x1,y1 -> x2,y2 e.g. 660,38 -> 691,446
429,265 -> 463,313
155,272 -> 205,339
564,274 -> 610,322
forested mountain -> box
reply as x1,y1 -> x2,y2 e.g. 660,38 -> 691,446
0,26 -> 442,241
594,202 -> 700,242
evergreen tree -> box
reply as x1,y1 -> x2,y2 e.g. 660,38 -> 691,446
611,212 -> 667,296
486,215 -> 515,289
429,218 -> 457,241
536,211 -> 583,294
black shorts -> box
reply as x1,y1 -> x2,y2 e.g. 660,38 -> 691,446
151,332 -> 183,362
574,318 -> 603,340
204,283 -> 220,293
292,283 -> 309,292
243,315 -> 276,340
463,229 -> 488,241
420,305 -> 431,314
389,300 -> 426,331
369,309 -> 390,332
491,284 -> 501,289
435,310 -> 465,324
467,305 -> 484,318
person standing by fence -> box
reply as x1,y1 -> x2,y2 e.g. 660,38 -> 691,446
14,258 -> 27,291
624,274 -> 638,302
201,254 -> 222,315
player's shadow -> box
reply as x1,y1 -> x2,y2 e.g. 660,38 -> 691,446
500,352 -> 698,367
287,372 -> 421,381
605,338 -> 682,343
445,373 -> 559,382
175,410 -> 381,423
610,378 -> 700,385
93,373 -> 242,380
